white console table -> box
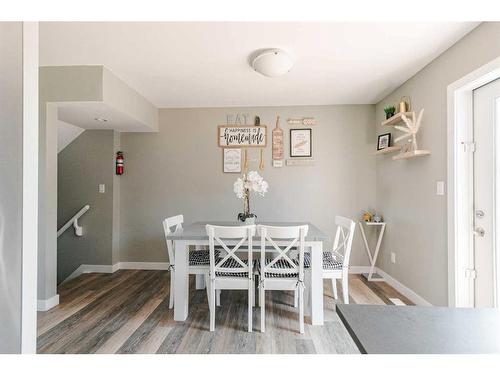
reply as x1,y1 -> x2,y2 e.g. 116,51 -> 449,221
358,222 -> 386,281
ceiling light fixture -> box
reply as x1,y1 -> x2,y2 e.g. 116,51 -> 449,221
251,49 -> 294,78
94,117 -> 108,123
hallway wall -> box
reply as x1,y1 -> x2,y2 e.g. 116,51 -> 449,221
57,130 -> 116,282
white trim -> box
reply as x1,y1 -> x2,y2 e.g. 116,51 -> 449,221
117,262 -> 170,270
21,22 -> 39,354
375,268 -> 432,307
37,294 -> 59,312
60,261 -> 170,285
348,266 -> 371,274
447,55 -> 500,308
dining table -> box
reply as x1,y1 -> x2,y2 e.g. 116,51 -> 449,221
169,221 -> 329,325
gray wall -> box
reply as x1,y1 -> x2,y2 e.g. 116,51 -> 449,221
57,130 -> 115,282
375,22 -> 500,305
119,105 -> 376,266
0,22 -> 23,353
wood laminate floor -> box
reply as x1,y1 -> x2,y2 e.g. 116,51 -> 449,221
37,270 -> 414,354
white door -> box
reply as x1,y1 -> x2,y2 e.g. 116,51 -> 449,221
473,78 -> 500,308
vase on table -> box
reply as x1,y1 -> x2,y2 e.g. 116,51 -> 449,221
234,171 -> 268,225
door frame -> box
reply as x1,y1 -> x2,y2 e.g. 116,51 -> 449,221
447,55 -> 500,307
21,22 -> 39,353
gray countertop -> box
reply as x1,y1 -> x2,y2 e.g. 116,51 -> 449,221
169,221 -> 329,242
336,304 -> 500,354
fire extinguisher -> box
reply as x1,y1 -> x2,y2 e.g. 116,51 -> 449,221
116,151 -> 124,175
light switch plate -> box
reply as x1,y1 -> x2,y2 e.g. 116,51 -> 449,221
390,252 -> 396,264
436,181 -> 445,196
98,184 -> 105,193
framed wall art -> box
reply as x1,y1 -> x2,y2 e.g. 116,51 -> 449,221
377,133 -> 391,150
290,128 -> 312,157
223,148 -> 242,173
218,125 -> 267,148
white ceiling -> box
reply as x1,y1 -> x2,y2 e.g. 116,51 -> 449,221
57,101 -> 153,131
40,22 -> 479,108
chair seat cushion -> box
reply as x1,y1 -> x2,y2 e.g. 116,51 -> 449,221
215,258 -> 250,278
255,258 -> 299,278
189,249 -> 220,266
303,252 -> 343,270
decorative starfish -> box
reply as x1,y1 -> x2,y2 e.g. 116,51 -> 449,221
394,109 -> 424,152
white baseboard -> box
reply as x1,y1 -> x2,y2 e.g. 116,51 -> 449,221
349,266 -> 371,274
117,262 -> 169,270
375,267 -> 432,306
37,294 -> 59,311
62,261 -> 170,284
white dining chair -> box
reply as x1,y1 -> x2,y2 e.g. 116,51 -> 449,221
206,224 -> 256,332
257,224 -> 309,334
163,215 -> 217,309
304,216 -> 355,303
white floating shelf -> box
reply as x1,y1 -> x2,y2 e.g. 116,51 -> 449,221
374,146 -> 401,155
392,150 -> 431,160
286,159 -> 315,166
381,112 -> 413,127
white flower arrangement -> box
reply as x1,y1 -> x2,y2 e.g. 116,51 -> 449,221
234,171 -> 269,223
233,170 -> 269,199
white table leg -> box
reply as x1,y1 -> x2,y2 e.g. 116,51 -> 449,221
358,222 -> 386,282
174,240 -> 189,321
309,242 -> 324,325
369,224 -> 385,279
195,274 -> 206,290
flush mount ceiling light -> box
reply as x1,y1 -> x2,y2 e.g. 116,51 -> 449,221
251,49 -> 294,77
94,117 -> 108,123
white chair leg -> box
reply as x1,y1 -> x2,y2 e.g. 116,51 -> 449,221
248,281 -> 253,332
169,270 -> 175,309
299,286 -> 304,334
294,290 -> 298,308
331,279 -> 338,300
342,276 -> 349,304
210,281 -> 216,331
205,274 -> 211,307
216,289 -> 221,306
260,286 -> 265,333
256,276 -> 260,307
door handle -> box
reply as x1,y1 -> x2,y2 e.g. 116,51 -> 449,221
473,227 -> 485,237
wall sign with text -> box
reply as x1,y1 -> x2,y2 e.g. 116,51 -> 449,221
218,125 -> 267,148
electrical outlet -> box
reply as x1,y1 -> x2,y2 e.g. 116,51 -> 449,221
390,252 -> 396,264
98,184 -> 105,193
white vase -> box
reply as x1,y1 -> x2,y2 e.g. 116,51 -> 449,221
246,217 -> 256,225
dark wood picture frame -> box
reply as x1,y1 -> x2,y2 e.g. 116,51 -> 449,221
290,128 -> 312,157
377,133 -> 391,151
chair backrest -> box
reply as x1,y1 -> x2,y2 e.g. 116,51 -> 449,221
162,215 -> 184,265
332,216 -> 356,269
257,225 -> 309,281
206,224 -> 256,279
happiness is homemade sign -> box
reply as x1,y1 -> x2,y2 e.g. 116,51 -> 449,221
218,125 -> 267,148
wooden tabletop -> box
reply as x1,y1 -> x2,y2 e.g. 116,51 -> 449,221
169,221 -> 330,242
336,304 -> 500,354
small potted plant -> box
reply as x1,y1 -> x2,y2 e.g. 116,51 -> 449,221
384,105 -> 396,119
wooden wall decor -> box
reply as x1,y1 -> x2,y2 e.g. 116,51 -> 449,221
218,125 -> 267,148
272,116 -> 284,167
287,117 -> 316,126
